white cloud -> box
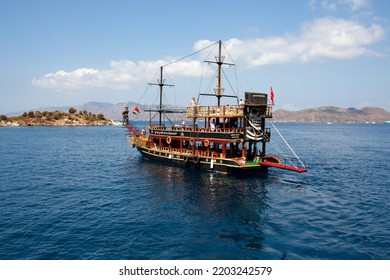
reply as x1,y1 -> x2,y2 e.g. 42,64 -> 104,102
32,62 -> 138,90
308,0 -> 317,10
33,68 -> 106,90
32,59 -> 213,91
340,0 -> 370,11
309,0 -> 371,12
300,17 -> 384,60
33,16 -> 384,91
198,17 -> 384,67
321,0 -> 337,11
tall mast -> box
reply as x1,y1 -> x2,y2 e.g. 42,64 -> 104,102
203,40 -> 235,106
215,40 -> 224,106
158,66 -> 163,125
148,66 -> 173,125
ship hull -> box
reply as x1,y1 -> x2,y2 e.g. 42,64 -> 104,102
137,147 -> 268,174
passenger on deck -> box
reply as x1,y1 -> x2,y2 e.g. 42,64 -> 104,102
210,119 -> 216,131
239,99 -> 244,107
181,119 -> 185,129
190,97 -> 196,107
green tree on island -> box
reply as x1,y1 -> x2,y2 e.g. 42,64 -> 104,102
69,107 -> 77,114
97,114 -> 105,120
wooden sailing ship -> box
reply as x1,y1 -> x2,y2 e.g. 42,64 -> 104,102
123,41 -> 307,174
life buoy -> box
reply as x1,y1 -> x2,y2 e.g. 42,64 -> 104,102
204,139 -> 210,147
190,138 -> 195,146
166,137 -> 171,144
193,155 -> 200,165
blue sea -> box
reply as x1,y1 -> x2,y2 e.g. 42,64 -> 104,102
0,123 -> 389,260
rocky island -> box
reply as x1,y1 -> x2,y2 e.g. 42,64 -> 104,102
0,107 -> 113,127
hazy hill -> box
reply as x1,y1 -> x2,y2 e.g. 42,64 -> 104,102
273,106 -> 390,123
6,103 -> 390,123
77,101 -> 133,120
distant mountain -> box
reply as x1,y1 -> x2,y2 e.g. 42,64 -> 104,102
273,106 -> 390,123
76,101 -> 134,120
6,103 -> 390,123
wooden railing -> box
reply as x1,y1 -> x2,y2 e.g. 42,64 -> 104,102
187,105 -> 244,118
149,125 -> 244,134
158,146 -> 222,158
186,104 -> 273,118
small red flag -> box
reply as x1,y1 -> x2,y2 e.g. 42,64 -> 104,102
133,106 -> 141,114
270,86 -> 275,105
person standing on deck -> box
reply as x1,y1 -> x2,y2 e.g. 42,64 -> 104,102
210,119 -> 216,131
190,97 -> 196,107
190,97 -> 198,117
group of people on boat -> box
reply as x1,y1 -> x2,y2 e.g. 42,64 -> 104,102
122,95 -> 244,132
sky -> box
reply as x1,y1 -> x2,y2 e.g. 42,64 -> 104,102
0,0 -> 389,114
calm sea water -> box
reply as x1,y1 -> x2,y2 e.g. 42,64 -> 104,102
0,123 -> 389,260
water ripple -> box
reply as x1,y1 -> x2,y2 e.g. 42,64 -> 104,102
0,124 -> 389,259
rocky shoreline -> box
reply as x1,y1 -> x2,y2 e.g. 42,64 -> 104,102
0,119 -> 113,127
0,108 -> 113,127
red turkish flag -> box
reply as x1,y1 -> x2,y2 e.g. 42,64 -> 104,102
270,86 -> 275,105
133,106 -> 141,114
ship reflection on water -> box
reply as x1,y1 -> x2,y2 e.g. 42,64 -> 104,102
131,159 -> 282,259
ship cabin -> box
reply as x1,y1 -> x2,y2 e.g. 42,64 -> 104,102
146,92 -> 273,162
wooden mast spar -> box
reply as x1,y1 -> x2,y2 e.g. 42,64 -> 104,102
202,40 -> 237,106
147,66 -> 186,126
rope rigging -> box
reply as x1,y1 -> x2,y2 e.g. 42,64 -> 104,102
269,121 -> 306,168
244,114 -> 306,169
163,41 -> 219,68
